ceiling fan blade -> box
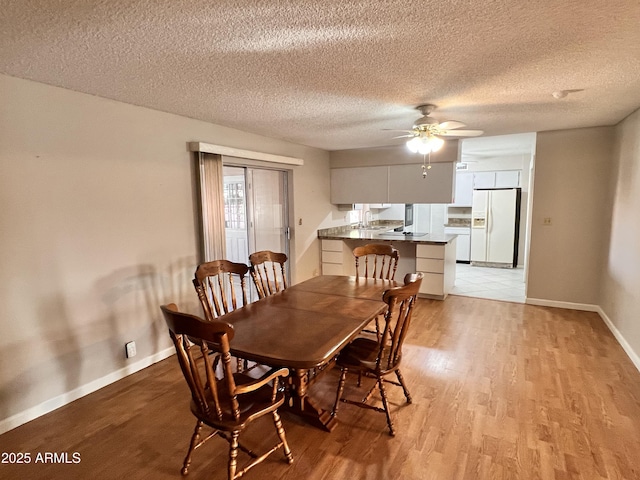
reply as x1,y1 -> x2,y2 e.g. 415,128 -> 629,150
383,129 -> 416,133
439,129 -> 484,137
392,134 -> 415,139
438,120 -> 466,130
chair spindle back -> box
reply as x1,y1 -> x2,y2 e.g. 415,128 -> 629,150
353,244 -> 399,280
249,250 -> 288,299
160,304 -> 241,421
193,260 -> 250,320
377,273 -> 422,371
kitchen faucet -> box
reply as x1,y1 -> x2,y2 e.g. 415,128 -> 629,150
363,210 -> 372,228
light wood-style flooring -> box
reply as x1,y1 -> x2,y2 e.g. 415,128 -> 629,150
2,296 -> 640,479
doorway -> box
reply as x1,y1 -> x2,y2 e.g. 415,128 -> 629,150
223,165 -> 290,295
449,133 -> 536,304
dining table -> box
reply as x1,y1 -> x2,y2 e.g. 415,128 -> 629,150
219,274 -> 398,432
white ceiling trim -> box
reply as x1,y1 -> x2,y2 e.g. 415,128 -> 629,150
188,142 -> 304,166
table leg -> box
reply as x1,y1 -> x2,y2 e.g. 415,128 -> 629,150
284,368 -> 337,432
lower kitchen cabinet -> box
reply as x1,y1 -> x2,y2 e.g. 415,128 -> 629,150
456,233 -> 470,262
320,237 -> 457,300
321,239 -> 351,275
444,226 -> 471,262
416,241 -> 456,299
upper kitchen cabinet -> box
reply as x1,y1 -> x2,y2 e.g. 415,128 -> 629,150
495,170 -> 521,188
389,162 -> 455,203
472,170 -> 521,189
472,171 -> 496,189
387,162 -> 455,203
450,172 -> 474,206
330,166 -> 389,204
331,163 -> 455,204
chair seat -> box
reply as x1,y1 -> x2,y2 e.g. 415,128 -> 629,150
336,337 -> 399,375
193,373 -> 285,431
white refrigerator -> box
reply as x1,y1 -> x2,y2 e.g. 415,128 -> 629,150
470,188 -> 521,267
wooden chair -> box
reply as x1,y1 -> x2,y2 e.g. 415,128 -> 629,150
160,304 -> 293,480
193,260 -> 250,321
352,243 -> 400,341
353,243 -> 399,281
330,273 -> 423,436
194,260 -> 254,371
249,250 -> 288,299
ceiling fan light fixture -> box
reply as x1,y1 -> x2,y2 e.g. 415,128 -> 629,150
406,135 -> 444,154
406,136 -> 422,153
430,136 -> 445,152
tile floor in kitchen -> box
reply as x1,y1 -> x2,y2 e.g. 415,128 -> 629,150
450,263 -> 526,303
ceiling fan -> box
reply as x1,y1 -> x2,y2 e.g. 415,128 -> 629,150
391,104 -> 484,155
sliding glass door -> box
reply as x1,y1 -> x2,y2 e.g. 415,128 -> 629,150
223,165 -> 290,282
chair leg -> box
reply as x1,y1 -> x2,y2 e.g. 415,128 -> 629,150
272,410 -> 293,464
331,368 -> 348,417
228,431 -> 239,480
182,420 -> 203,475
377,378 -> 395,436
395,369 -> 412,404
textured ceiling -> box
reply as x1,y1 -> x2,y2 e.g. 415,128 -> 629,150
1,0 -> 640,151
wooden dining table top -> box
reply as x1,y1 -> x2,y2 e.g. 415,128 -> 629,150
221,275 -> 398,370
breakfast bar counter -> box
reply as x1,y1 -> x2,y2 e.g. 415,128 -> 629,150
318,224 -> 457,300
318,229 -> 457,245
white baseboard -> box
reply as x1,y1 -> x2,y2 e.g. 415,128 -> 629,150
526,298 -> 640,374
525,298 -> 600,312
0,347 -> 175,435
597,306 -> 640,373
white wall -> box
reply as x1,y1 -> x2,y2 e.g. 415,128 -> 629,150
0,74 -> 333,430
527,126 -> 614,304
600,108 -> 640,365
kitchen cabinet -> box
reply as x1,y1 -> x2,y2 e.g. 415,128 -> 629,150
450,172 -> 473,206
444,227 -> 471,262
472,170 -> 521,189
387,162 -> 455,204
495,170 -> 520,188
473,172 -> 496,189
318,236 -> 457,300
415,242 -> 456,299
330,162 -> 455,204
330,166 -> 389,204
321,239 -> 351,275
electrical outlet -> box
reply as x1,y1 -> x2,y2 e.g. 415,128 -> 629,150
125,341 -> 136,358
543,217 -> 552,226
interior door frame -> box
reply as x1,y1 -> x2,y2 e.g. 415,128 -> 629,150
222,157 -> 293,284
245,167 -> 291,263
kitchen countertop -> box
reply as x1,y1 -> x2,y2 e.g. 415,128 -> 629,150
317,225 -> 457,245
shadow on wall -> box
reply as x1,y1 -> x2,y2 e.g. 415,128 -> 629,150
97,256 -> 200,358
0,256 -> 198,422
0,293 -> 81,422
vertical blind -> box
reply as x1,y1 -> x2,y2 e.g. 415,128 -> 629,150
196,152 -> 226,262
